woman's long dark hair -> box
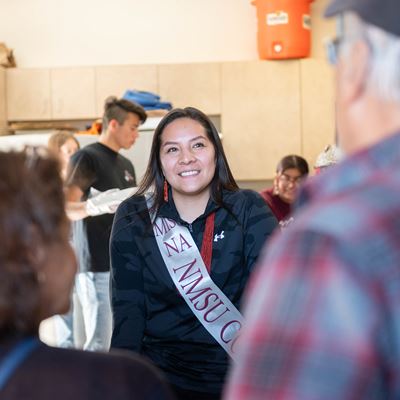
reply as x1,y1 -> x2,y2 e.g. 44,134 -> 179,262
136,107 -> 238,210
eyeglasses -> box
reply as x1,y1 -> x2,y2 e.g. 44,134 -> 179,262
325,35 -> 372,65
325,37 -> 342,65
278,173 -> 304,186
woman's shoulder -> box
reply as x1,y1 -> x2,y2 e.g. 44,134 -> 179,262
259,186 -> 274,200
222,189 -> 277,227
35,344 -> 154,372
112,194 -> 151,237
119,193 -> 149,213
22,344 -> 174,399
223,188 -> 267,207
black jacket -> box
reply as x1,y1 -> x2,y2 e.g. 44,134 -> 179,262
110,189 -> 277,394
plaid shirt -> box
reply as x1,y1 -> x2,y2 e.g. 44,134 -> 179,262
225,132 -> 400,400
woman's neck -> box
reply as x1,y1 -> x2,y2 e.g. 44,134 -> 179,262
172,190 -> 211,224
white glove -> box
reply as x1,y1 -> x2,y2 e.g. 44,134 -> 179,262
85,187 -> 137,216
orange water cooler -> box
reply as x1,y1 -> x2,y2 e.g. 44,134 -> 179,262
251,0 -> 314,60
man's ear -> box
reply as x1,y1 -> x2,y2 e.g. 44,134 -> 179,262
340,40 -> 370,104
108,119 -> 119,131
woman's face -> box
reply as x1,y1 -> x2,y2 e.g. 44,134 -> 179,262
275,167 -> 305,204
159,117 -> 216,202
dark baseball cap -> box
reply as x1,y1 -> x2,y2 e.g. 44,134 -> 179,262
325,0 -> 400,37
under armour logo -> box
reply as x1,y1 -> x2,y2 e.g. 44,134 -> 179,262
214,231 -> 225,242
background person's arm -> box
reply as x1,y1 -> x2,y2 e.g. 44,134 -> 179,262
65,184 -> 88,221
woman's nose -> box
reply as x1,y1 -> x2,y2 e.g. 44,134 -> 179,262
179,148 -> 195,164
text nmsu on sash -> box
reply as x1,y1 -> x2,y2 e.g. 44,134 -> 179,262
153,218 -> 242,355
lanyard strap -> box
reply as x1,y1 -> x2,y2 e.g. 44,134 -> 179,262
0,337 -> 39,391
200,212 -> 215,273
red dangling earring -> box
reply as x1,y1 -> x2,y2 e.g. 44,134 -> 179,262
163,180 -> 168,202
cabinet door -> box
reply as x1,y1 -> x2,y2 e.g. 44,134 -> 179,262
221,61 -> 301,180
51,67 -> 96,120
6,68 -> 51,121
0,67 -> 6,134
300,59 -> 335,166
158,63 -> 221,115
95,65 -> 158,115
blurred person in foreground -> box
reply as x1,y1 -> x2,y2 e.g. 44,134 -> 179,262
225,0 -> 400,398
259,155 -> 309,227
0,148 -> 174,399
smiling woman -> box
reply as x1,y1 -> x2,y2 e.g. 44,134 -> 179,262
260,154 -> 309,224
109,107 -> 278,400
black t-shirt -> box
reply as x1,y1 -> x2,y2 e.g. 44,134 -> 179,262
67,142 -> 136,272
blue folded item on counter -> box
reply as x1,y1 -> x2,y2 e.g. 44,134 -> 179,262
144,102 -> 174,110
123,90 -> 172,110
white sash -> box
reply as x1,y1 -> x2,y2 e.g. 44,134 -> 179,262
148,201 -> 244,361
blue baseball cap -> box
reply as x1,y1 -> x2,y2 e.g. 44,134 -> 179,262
325,0 -> 400,36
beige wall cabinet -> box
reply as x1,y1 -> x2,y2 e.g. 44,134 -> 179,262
221,61 -> 302,180
0,68 -> 6,134
6,68 -> 52,121
300,58 -> 335,166
158,63 -> 221,115
95,65 -> 158,115
4,59 -> 335,181
51,67 -> 96,120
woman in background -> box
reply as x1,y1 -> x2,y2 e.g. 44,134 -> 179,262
0,148 -> 174,399
47,130 -> 80,349
48,130 -> 80,180
260,155 -> 309,225
110,107 -> 277,399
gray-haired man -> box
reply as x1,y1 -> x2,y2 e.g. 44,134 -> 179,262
225,0 -> 400,398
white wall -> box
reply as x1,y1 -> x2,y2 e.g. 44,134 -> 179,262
0,0 -> 259,68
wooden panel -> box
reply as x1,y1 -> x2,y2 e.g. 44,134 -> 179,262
6,68 -> 51,121
158,63 -> 221,115
0,67 -> 6,134
300,58 -> 335,168
221,60 -> 301,181
95,65 -> 158,115
51,67 -> 96,119
310,0 -> 337,59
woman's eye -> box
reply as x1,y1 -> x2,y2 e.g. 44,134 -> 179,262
166,147 -> 177,153
193,142 -> 205,148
